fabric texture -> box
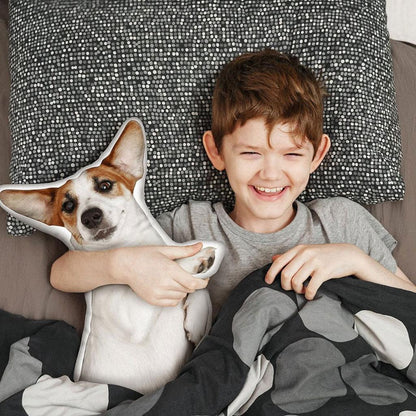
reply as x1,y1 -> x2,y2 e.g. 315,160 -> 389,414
7,0 -> 404,235
2,273 -> 416,415
0,308 -> 140,414
157,197 -> 398,317
0,0 -> 86,335
104,270 -> 416,415
0,309 -> 80,403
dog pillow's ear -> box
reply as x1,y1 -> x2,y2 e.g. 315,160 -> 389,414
0,118 -> 147,247
102,119 -> 146,180
0,187 -> 60,226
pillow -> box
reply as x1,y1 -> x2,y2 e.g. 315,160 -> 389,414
7,0 -> 404,235
0,118 -> 224,392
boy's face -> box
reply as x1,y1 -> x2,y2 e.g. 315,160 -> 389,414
203,118 -> 330,234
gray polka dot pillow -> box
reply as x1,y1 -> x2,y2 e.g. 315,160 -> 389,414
7,0 -> 404,235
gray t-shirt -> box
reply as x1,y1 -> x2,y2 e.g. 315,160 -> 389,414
157,197 -> 397,317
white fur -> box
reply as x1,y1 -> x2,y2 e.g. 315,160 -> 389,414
73,173 -> 219,393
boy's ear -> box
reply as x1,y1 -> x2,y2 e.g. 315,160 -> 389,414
102,120 -> 146,180
202,131 -> 225,171
0,188 -> 60,225
310,134 -> 331,173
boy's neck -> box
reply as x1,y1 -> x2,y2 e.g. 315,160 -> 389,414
229,203 -> 297,234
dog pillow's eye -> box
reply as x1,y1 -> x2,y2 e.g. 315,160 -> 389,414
62,200 -> 76,214
98,180 -> 113,192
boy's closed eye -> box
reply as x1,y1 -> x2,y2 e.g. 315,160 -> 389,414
240,151 -> 262,158
285,152 -> 304,157
239,151 -> 304,158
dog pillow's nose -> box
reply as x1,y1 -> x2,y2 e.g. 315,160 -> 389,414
81,207 -> 103,229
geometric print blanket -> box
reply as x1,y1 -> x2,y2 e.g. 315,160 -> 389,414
104,265 -> 416,415
1,265 -> 416,415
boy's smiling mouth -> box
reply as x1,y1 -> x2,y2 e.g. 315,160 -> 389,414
253,185 -> 286,196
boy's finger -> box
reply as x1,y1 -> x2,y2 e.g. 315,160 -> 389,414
156,296 -> 186,307
175,272 -> 209,292
167,290 -> 188,301
290,264 -> 313,294
160,243 -> 203,260
304,273 -> 325,300
265,254 -> 289,284
265,264 -> 278,284
279,251 -> 312,290
266,248 -> 301,286
147,290 -> 185,306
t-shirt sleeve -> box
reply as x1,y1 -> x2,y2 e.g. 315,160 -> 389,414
156,203 -> 194,243
359,208 -> 398,252
337,198 -> 398,273
156,210 -> 175,238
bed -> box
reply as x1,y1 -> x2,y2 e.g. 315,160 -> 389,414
0,0 -> 415,414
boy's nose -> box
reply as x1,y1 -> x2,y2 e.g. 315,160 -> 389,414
260,158 -> 282,180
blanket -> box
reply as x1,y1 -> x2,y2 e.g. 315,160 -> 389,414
0,310 -> 140,415
1,266 -> 416,415
103,265 -> 416,416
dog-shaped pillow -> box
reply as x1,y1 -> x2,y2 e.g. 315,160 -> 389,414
0,118 -> 224,393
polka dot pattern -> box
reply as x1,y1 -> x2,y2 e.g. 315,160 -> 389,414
340,354 -> 408,406
7,0 -> 404,235
231,288 -> 297,366
58,268 -> 415,413
354,310 -> 414,370
271,337 -> 347,413
214,271 -> 416,415
299,290 -> 357,342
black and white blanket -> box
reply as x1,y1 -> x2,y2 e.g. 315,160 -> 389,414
0,310 -> 140,415
1,265 -> 416,415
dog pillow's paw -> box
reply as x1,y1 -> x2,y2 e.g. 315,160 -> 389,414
183,290 -> 212,346
176,246 -> 216,276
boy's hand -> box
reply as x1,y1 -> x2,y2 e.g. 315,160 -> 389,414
265,243 -> 361,300
113,243 -> 209,307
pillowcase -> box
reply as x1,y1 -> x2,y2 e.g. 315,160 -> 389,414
7,0 -> 404,235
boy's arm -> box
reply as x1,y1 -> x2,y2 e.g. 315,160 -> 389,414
50,243 -> 208,306
395,266 -> 413,283
265,243 -> 416,300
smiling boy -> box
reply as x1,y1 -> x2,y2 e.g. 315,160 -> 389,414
51,49 -> 415,319
203,119 -> 326,235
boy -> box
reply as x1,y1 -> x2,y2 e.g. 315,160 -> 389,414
50,49 -> 415,321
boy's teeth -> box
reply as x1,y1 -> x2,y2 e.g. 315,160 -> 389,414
255,186 -> 284,193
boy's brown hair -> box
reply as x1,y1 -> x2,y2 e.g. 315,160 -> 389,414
211,49 -> 326,154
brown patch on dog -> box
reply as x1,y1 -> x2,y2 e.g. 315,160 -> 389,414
46,166 -> 137,244
87,165 -> 137,194
51,180 -> 79,233
102,120 -> 145,180
0,188 -> 63,226
0,120 -> 143,242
